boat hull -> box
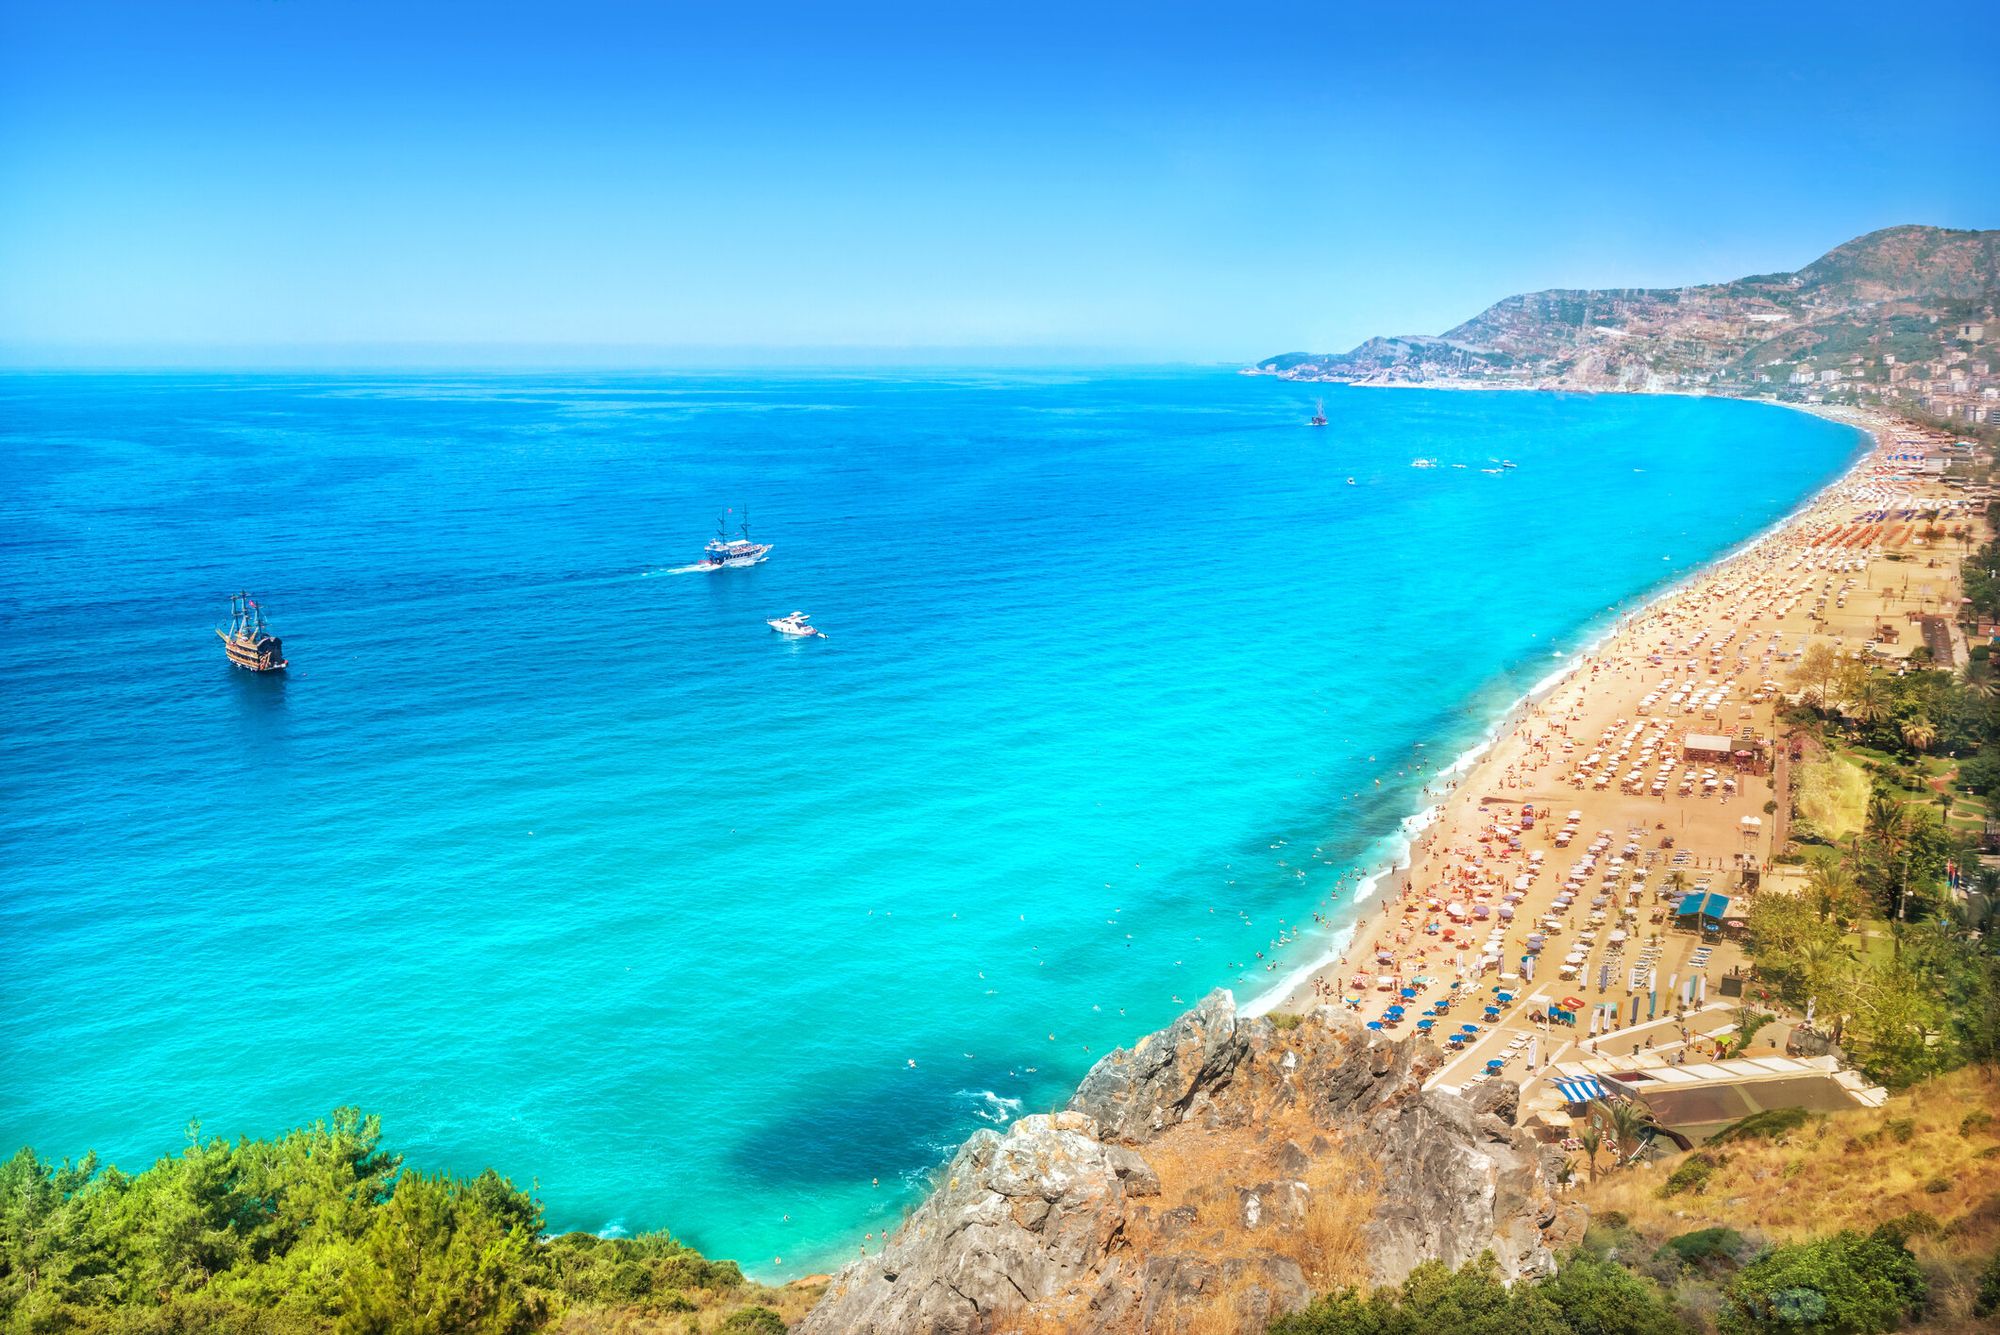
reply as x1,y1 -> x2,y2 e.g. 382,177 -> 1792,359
219,630 -> 286,671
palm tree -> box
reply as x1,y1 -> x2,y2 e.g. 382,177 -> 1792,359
1977,866 -> 2000,902
1805,862 -> 1860,923
1600,1101 -> 1647,1168
1847,679 -> 1892,731
1866,791 -> 1911,859
1900,716 -> 1938,754
1579,1127 -> 1602,1180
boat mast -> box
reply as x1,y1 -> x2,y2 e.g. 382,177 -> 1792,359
740,503 -> 751,542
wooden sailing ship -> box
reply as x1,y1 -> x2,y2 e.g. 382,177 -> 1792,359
218,592 -> 287,671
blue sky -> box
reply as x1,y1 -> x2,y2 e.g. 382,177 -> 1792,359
2,0 -> 1994,366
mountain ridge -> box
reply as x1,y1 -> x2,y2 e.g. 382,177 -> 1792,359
1254,226 -> 1999,416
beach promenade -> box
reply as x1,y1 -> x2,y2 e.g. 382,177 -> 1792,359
1273,406 -> 1981,1132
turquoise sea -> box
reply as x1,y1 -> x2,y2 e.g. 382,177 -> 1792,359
0,371 -> 1861,1276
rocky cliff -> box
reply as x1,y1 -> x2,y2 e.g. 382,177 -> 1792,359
798,992 -> 1583,1335
1254,224 -> 1998,398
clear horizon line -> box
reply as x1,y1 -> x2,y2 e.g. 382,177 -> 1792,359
0,340 -> 1254,374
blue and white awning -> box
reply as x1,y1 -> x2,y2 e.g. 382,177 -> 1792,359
1554,1077 -> 1606,1103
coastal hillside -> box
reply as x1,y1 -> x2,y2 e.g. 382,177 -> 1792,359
800,993 -> 1585,1335
1570,1066 -> 2000,1333
1254,225 -> 1999,419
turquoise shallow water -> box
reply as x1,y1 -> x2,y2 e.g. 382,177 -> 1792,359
0,371 -> 1860,1275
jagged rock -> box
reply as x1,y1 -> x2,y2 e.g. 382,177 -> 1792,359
1467,1079 -> 1520,1125
1237,1181 -> 1309,1231
1358,1080 -> 1576,1283
801,998 -> 1585,1334
797,1112 -> 1147,1335
1068,989 -> 1249,1143
1104,1145 -> 1160,1197
1135,1252 -> 1310,1334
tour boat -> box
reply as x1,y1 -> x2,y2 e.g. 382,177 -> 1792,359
1411,458 -> 1437,468
767,611 -> 826,639
702,507 -> 772,568
217,592 -> 287,672
1309,400 -> 1327,427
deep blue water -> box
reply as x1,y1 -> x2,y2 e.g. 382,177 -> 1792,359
0,371 -> 1859,1275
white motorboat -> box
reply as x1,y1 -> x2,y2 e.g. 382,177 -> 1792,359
767,611 -> 825,639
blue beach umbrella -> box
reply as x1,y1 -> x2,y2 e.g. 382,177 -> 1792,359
1461,1023 -> 1478,1035
1486,1059 -> 1505,1072
1400,987 -> 1417,999
1484,1005 -> 1501,1018
1366,1020 -> 1383,1031
1416,1017 -> 1435,1031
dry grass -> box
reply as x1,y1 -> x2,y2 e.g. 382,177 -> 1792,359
1580,1066 -> 2000,1243
1286,1147 -> 1379,1290
998,1025 -> 1391,1333
1140,1114 -> 1379,1293
547,1278 -> 826,1334
1577,1065 -> 2000,1331
1171,1274 -> 1269,1335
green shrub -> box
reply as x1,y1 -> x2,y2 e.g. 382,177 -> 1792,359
1960,1109 -> 1995,1137
1871,1212 -> 1940,1246
1883,1117 -> 1916,1144
1658,1152 -> 1723,1198
1656,1227 -> 1753,1278
0,1109 -> 748,1333
1539,1250 -> 1685,1335
1712,1109 -> 1817,1145
718,1308 -> 788,1334
1269,1011 -> 1305,1031
1270,1253 -> 1574,1334
1719,1231 -> 1925,1335
1976,1244 -> 2000,1317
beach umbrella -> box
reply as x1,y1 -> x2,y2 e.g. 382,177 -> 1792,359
1461,1023 -> 1478,1035
1400,987 -> 1416,999
1366,1021 -> 1383,1031
1416,1018 -> 1435,1030
1483,1005 -> 1500,1019
1486,1059 -> 1505,1072
1496,991 -> 1514,1003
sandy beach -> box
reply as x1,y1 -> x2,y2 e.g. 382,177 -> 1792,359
1269,402 -> 1982,1121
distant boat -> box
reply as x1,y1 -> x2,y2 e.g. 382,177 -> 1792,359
768,611 -> 826,639
1309,400 -> 1328,428
701,506 -> 772,569
1345,477 -> 1356,486
217,592 -> 287,672
1411,458 -> 1437,469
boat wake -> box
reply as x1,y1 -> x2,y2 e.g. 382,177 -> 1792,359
643,563 -> 722,576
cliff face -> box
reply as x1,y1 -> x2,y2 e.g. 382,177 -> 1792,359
798,993 -> 1583,1335
1254,225 -> 1999,396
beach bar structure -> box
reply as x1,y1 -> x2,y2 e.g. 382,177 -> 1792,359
1673,891 -> 1731,934
1682,732 -> 1738,763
